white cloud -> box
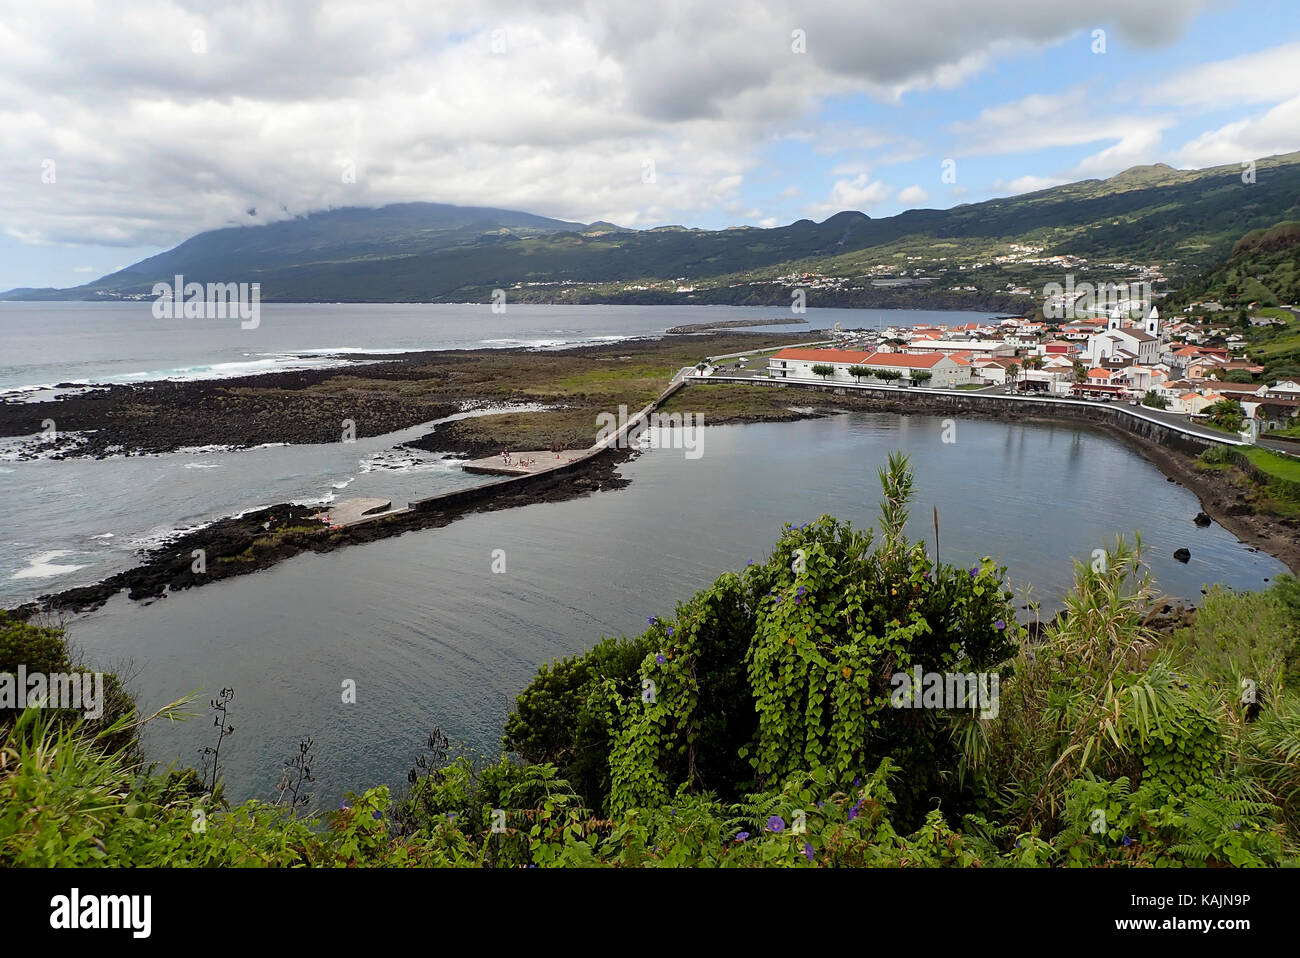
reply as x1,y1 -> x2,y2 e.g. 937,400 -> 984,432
1174,96 -> 1300,169
1145,42 -> 1300,109
0,0 -> 1217,248
807,172 -> 893,215
896,185 -> 929,205
996,174 -> 1068,194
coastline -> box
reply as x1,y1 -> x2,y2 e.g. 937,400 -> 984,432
5,332 -> 1297,619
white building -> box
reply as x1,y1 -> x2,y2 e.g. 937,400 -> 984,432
768,347 -> 969,388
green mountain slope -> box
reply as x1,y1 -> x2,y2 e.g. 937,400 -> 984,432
7,152 -> 1300,305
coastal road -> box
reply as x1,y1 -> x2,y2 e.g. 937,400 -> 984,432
698,369 -> 1300,456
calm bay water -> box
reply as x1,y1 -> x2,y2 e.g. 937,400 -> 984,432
57,413 -> 1285,807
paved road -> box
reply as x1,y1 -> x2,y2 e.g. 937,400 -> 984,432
700,370 -> 1300,455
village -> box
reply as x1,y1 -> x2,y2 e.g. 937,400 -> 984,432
746,299 -> 1300,443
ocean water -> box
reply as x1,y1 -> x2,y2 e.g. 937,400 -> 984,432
0,301 -> 993,396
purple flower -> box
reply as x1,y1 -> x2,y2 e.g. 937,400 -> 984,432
848,805 -> 860,821
371,810 -> 383,820
735,831 -> 750,842
666,626 -> 674,636
766,815 -> 786,833
1122,834 -> 1134,847
816,800 -> 824,809
969,566 -> 979,578
648,616 -> 658,625
803,841 -> 814,862
747,558 -> 754,566
853,777 -> 862,787
797,586 -> 807,596
794,595 -> 803,605
656,653 -> 666,664
995,620 -> 1006,631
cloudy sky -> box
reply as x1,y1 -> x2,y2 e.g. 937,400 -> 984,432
1,0 -> 1298,290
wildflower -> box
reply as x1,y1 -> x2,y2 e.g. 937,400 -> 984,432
848,805 -> 860,821
803,841 -> 815,862
853,777 -> 862,788
648,616 -> 658,626
656,653 -> 666,664
666,626 -> 674,636
371,810 -> 383,820
747,558 -> 754,566
735,831 -> 750,842
1122,834 -> 1134,847
995,619 -> 1006,631
766,815 -> 786,833
969,566 -> 979,578
842,666 -> 852,679
797,586 -> 807,595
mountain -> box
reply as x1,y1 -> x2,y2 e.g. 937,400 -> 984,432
7,152 -> 1300,306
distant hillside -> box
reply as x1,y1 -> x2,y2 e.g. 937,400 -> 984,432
1168,219 -> 1300,310
7,152 -> 1300,305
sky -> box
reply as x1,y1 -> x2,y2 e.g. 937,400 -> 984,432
1,0 -> 1298,291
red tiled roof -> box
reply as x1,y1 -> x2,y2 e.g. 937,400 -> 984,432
770,348 -> 874,363
861,351 -> 946,369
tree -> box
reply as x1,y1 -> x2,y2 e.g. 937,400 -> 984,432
1072,360 -> 1088,384
1141,390 -> 1169,410
847,365 -> 870,383
874,368 -> 903,385
811,363 -> 835,381
1205,398 -> 1246,433
1007,362 -> 1021,390
911,370 -> 933,387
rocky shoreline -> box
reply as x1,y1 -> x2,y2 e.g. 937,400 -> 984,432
6,333 -> 1296,620
9,449 -> 633,619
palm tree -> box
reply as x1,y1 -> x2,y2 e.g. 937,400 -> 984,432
1205,398 -> 1246,433
1006,362 -> 1021,391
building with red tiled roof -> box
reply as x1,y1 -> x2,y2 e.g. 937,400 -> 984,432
767,347 -> 969,388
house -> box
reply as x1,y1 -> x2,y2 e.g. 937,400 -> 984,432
903,339 -> 1014,358
767,347 -> 968,388
1246,398 -> 1300,432
1267,380 -> 1300,399
1085,327 -> 1160,365
1190,380 -> 1267,400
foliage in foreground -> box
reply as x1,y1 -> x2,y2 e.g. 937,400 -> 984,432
2,454 -> 1299,867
